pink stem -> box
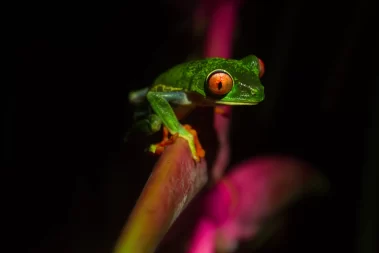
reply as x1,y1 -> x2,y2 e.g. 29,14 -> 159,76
202,0 -> 243,181
204,0 -> 241,58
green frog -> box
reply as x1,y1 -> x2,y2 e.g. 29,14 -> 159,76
128,55 -> 265,162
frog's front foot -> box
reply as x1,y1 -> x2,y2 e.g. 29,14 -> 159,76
148,125 -> 205,162
181,124 -> 205,161
148,126 -> 178,155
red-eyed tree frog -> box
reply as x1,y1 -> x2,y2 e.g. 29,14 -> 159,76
128,55 -> 265,162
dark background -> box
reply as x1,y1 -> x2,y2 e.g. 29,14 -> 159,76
13,0 -> 377,252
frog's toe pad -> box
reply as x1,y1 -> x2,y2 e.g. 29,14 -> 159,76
148,144 -> 163,155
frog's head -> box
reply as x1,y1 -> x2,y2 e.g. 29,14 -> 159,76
204,55 -> 265,105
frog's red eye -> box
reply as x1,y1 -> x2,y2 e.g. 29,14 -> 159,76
258,58 -> 265,78
207,71 -> 233,96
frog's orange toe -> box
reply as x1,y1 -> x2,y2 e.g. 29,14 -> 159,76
149,125 -> 205,160
182,124 -> 193,130
153,145 -> 165,155
149,127 -> 178,155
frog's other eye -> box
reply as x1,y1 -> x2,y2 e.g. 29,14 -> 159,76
258,58 -> 265,78
207,71 -> 233,96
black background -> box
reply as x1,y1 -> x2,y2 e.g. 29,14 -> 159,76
13,0 -> 377,252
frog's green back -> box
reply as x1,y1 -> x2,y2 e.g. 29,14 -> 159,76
150,56 -> 264,103
151,60 -> 208,92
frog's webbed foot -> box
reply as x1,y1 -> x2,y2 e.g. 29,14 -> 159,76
182,124 -> 205,160
148,124 -> 205,162
148,126 -> 178,155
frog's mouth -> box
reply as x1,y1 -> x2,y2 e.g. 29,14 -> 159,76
215,101 -> 259,105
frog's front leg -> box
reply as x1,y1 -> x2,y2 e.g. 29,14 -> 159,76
146,90 -> 205,162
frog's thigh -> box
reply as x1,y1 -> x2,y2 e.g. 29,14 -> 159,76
146,91 -> 190,134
